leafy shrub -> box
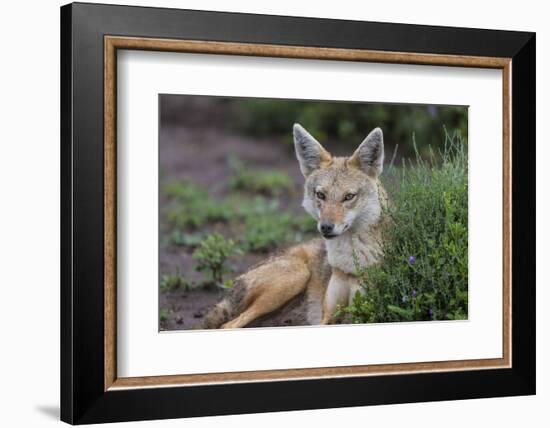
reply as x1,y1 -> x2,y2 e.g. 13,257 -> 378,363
339,132 -> 468,323
227,155 -> 293,196
192,233 -> 240,285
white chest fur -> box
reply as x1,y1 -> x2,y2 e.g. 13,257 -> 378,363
324,227 -> 382,274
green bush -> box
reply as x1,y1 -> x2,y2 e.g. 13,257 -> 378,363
193,233 -> 240,286
339,132 -> 468,323
227,155 -> 293,196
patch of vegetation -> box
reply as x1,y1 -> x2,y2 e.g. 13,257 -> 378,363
163,181 -> 204,201
166,230 -> 206,249
193,233 -> 240,286
241,211 -> 317,252
159,308 -> 170,323
228,196 -> 316,252
229,195 -> 280,218
164,179 -> 318,256
219,279 -> 235,290
164,181 -> 231,229
160,267 -> 192,292
227,155 -> 293,196
339,131 -> 468,323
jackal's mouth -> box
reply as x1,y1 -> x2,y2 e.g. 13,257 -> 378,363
321,233 -> 338,240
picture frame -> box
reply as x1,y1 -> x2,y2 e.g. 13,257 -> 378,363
60,2 -> 535,424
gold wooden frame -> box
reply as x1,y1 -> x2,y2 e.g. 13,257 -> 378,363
104,36 -> 512,391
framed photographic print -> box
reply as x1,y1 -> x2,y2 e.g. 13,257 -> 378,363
60,2 -> 536,424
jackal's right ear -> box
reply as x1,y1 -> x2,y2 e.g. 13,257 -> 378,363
293,123 -> 332,177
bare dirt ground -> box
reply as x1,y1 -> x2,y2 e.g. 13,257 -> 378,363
159,101 -> 312,331
160,287 -> 308,331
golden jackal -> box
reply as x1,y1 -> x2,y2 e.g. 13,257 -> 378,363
201,123 -> 387,328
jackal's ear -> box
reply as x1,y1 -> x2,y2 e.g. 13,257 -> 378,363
349,127 -> 384,178
293,123 -> 332,177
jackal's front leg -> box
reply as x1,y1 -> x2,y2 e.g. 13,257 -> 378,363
321,269 -> 353,325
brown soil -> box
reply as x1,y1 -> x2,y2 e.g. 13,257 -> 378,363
160,287 -> 308,331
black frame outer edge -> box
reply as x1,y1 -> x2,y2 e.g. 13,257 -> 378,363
60,4 -> 74,425
510,34 -> 536,392
60,2 -> 536,424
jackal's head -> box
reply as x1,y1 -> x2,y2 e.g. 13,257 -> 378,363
293,123 -> 385,240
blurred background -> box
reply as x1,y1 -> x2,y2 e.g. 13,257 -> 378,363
159,94 -> 468,330
162,95 -> 467,158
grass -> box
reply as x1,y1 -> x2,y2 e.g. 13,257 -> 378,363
339,131 -> 468,323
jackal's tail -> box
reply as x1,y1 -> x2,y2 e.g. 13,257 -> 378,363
197,279 -> 246,329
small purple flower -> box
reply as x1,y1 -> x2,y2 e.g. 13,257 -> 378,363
428,308 -> 434,317
411,289 -> 417,298
408,255 -> 415,265
402,295 -> 409,303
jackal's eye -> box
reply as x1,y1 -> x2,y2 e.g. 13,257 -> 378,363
315,191 -> 326,200
343,193 -> 356,201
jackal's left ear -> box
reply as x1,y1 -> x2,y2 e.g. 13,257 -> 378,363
349,127 -> 384,178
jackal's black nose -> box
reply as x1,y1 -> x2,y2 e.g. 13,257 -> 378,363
320,223 -> 334,234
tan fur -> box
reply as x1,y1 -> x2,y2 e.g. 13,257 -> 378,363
200,125 -> 387,329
